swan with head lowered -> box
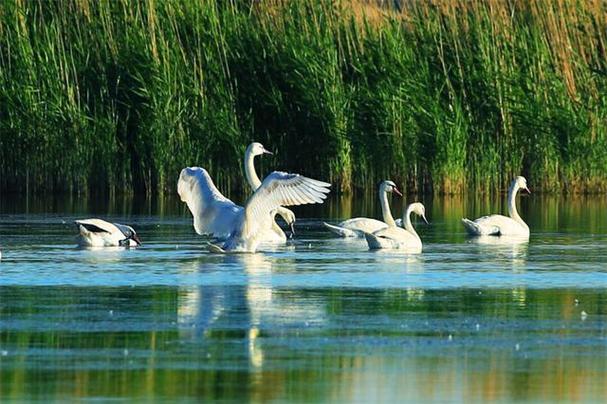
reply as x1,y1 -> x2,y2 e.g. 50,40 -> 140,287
365,202 -> 428,252
461,176 -> 530,237
323,180 -> 402,237
178,167 -> 330,253
75,219 -> 141,247
244,142 -> 296,243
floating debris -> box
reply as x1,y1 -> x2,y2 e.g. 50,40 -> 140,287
475,323 -> 480,331
448,334 -> 453,341
515,343 -> 520,351
123,349 -> 129,356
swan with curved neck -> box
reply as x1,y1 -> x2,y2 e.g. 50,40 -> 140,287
461,176 -> 530,237
178,167 -> 330,253
323,180 -> 402,237
244,142 -> 296,243
365,203 -> 427,251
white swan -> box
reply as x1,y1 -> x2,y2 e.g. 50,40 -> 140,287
365,202 -> 428,251
178,167 -> 330,253
323,180 -> 402,237
244,142 -> 296,243
462,176 -> 530,237
75,219 -> 141,247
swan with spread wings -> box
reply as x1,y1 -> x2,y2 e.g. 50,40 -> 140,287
178,167 -> 330,253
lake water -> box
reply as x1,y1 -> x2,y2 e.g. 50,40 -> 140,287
1,193 -> 607,402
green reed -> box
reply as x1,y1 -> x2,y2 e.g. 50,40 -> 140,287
1,0 -> 606,195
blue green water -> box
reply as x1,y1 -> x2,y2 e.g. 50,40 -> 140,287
1,194 -> 606,402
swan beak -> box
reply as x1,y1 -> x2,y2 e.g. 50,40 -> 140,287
421,214 -> 429,225
393,187 -> 403,197
525,186 -> 531,194
131,234 -> 142,246
288,222 -> 295,239
262,148 -> 274,155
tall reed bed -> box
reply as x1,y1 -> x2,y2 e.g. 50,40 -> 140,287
1,0 -> 606,195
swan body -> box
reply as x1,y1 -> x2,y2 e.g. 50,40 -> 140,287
244,142 -> 296,243
75,219 -> 141,247
462,176 -> 530,237
178,167 -> 330,253
324,218 -> 388,237
323,180 -> 401,238
365,202 -> 427,252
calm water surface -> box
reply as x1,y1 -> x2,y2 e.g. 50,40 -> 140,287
1,194 -> 607,402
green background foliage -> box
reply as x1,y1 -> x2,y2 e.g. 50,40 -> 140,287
1,0 -> 606,195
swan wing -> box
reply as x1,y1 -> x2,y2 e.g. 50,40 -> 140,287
324,218 -> 388,238
365,227 -> 420,250
75,219 -> 118,234
177,167 -> 242,237
323,222 -> 359,238
244,171 -> 330,233
463,215 -> 525,236
373,226 -> 418,243
339,218 -> 389,234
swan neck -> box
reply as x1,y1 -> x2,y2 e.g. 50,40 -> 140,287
508,183 -> 526,226
244,149 -> 262,191
403,206 -> 419,239
379,187 -> 396,226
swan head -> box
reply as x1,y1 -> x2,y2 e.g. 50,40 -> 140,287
380,180 -> 402,197
409,202 -> 429,224
513,176 -> 530,194
282,209 -> 296,237
247,142 -> 273,157
125,226 -> 142,246
116,224 -> 142,246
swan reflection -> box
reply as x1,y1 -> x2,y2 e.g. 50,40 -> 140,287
177,253 -> 326,369
468,236 -> 529,269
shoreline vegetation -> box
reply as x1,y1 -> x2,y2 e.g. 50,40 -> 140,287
1,0 -> 607,196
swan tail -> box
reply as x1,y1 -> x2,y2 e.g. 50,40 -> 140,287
364,232 -> 390,250
461,218 -> 499,236
77,224 -> 90,237
461,218 -> 483,235
323,222 -> 358,238
207,242 -> 226,254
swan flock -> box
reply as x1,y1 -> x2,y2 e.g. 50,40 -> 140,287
60,142 -> 531,255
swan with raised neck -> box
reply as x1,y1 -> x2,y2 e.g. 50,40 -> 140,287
364,202 -> 428,251
461,176 -> 530,237
244,142 -> 296,242
323,180 -> 402,237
